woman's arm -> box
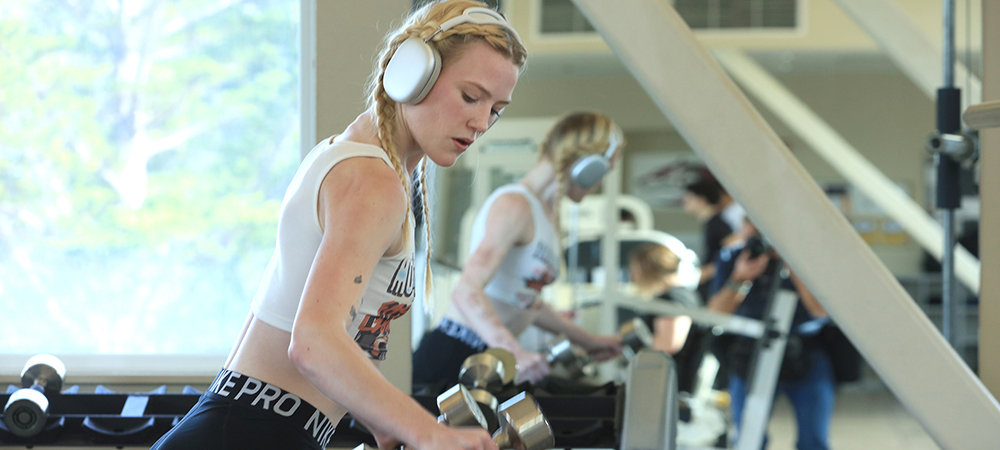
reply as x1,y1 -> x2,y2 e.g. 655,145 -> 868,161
651,316 -> 692,355
451,193 -> 549,382
288,159 -> 492,450
531,303 -> 622,361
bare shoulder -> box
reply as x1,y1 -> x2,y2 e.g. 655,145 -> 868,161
489,191 -> 533,222
319,156 -> 408,228
483,190 -> 534,245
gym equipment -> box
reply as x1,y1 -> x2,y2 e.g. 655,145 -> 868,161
0,349 -> 682,448
458,352 -> 506,392
435,383 -> 488,429
383,7 -> 519,105
621,350 -> 679,450
3,355 -> 66,437
492,392 -> 554,450
483,347 -> 517,386
352,389 -> 551,450
468,388 -> 500,434
547,317 -> 654,380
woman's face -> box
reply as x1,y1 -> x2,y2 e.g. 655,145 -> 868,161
401,40 -> 520,168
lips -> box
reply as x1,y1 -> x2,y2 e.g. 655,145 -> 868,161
453,137 -> 473,152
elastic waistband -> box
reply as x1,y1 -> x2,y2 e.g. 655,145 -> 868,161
206,369 -> 336,448
438,317 -> 487,351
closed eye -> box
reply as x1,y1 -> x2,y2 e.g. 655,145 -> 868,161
462,92 -> 477,104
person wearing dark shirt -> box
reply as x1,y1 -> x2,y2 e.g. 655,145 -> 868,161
708,220 -> 834,450
622,242 -> 711,394
682,178 -> 736,303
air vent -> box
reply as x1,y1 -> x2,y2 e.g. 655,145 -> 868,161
538,0 -> 799,35
674,0 -> 798,29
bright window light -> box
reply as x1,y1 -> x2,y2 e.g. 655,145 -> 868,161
0,0 -> 301,357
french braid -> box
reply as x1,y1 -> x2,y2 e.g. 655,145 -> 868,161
366,0 -> 526,306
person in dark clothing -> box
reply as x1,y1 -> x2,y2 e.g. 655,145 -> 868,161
708,220 -> 834,450
682,178 -> 737,303
624,242 -> 707,394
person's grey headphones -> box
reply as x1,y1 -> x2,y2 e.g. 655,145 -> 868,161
570,123 -> 624,188
383,7 -> 520,105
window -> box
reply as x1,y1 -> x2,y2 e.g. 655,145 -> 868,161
537,0 -> 800,35
0,1 -> 301,361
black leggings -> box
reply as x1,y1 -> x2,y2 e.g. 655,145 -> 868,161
412,327 -> 486,395
150,370 -> 334,450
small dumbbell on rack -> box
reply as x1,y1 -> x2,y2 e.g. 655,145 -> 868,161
546,317 -> 654,379
459,348 -> 519,433
3,354 -> 66,437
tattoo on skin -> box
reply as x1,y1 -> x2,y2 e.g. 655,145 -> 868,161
354,275 -> 362,284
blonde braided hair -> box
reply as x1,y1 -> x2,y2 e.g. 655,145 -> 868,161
538,112 -> 626,249
366,0 -> 527,302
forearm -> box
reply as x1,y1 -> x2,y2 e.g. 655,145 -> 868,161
289,329 -> 437,446
707,283 -> 744,314
532,302 -> 593,346
451,281 -> 525,352
698,263 -> 716,284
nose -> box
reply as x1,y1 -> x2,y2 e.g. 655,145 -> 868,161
468,107 -> 491,135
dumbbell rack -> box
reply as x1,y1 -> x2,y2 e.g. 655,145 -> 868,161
0,385 -> 619,448
1,350 -> 674,449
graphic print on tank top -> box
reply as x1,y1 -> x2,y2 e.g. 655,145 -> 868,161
351,256 -> 415,360
519,240 -> 559,306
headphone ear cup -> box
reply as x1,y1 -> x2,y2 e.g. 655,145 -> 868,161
570,155 -> 611,188
384,37 -> 443,105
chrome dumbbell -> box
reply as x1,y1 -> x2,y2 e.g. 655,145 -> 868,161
546,337 -> 592,379
352,390 -> 553,450
492,392 -> 555,450
436,383 -> 488,429
3,354 -> 66,437
482,348 -> 517,387
352,384 -> 487,450
459,348 -> 520,433
459,352 -> 506,393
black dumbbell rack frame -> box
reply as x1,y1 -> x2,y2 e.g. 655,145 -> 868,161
0,382 -> 622,448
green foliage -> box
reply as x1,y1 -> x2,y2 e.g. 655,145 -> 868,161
0,0 -> 300,354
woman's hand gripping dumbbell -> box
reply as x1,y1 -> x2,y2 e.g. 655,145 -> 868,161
353,389 -> 554,450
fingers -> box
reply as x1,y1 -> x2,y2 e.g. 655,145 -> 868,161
514,351 -> 549,384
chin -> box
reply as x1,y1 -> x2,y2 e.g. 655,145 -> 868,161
427,152 -> 459,168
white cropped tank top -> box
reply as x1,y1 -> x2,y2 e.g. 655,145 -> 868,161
251,137 -> 415,360
445,184 -> 561,337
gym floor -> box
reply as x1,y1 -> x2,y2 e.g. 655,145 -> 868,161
768,380 -> 938,450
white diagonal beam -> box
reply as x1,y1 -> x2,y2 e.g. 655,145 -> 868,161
965,99 -> 1000,130
571,1 -> 1000,448
714,48 -> 981,294
832,0 -> 981,106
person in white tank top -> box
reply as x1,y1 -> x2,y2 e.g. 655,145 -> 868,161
150,2 -> 526,450
413,112 -> 626,388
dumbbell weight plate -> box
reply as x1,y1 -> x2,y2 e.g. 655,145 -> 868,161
483,348 -> 517,386
3,388 -> 49,437
494,392 -> 554,450
459,353 -> 505,392
436,384 -> 488,429
20,354 -> 66,393
468,388 -> 500,434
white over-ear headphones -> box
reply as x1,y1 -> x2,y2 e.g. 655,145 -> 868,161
570,123 -> 624,188
383,7 -> 520,105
